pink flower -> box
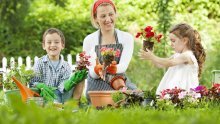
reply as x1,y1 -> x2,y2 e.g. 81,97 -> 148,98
100,47 -> 121,58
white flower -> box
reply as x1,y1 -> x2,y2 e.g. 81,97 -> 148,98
178,91 -> 187,99
164,94 -> 171,99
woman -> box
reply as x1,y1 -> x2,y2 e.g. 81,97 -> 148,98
83,0 -> 137,101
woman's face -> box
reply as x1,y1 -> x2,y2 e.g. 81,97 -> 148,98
169,33 -> 186,53
95,5 -> 116,31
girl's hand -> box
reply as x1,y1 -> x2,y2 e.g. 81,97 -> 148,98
138,48 -> 154,60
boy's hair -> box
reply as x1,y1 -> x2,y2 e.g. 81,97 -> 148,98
42,28 -> 65,45
169,23 -> 206,78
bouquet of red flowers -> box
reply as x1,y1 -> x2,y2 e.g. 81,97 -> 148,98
136,26 -> 162,51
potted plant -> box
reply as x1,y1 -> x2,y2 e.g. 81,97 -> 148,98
142,87 -> 157,106
136,26 -> 162,51
72,51 -> 91,100
88,90 -> 116,108
2,64 -> 37,102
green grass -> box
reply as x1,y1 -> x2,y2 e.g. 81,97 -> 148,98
0,94 -> 220,124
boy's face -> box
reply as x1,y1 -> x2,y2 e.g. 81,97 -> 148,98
43,33 -> 64,60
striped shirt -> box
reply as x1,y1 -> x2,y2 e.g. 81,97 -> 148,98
30,55 -> 71,93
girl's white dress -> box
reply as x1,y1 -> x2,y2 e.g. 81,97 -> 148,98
156,51 -> 199,95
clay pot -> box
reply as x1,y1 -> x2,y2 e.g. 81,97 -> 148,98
88,90 -> 116,107
72,80 -> 85,100
112,80 -> 126,90
143,40 -> 154,51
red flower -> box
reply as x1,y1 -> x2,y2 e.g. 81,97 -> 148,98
155,34 -> 163,42
136,25 -> 163,43
144,26 -> 153,32
135,32 -> 142,38
145,31 -> 154,38
76,51 -> 91,70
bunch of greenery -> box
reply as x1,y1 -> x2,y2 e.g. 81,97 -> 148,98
3,65 -> 35,90
143,86 -> 157,99
111,91 -> 125,103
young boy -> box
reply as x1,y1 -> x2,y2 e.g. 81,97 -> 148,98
30,28 -> 73,103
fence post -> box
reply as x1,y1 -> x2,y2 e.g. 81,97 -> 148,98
10,57 -> 15,69
2,57 -> 7,81
26,56 -> 31,70
18,57 -> 23,67
34,56 -> 39,66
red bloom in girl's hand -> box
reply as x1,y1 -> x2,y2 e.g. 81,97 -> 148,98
144,26 -> 153,32
145,31 -> 154,38
136,25 -> 163,43
155,34 -> 163,43
135,32 -> 143,38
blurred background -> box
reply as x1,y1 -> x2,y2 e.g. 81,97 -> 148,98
0,0 -> 220,90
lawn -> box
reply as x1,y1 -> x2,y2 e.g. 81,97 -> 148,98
0,92 -> 219,124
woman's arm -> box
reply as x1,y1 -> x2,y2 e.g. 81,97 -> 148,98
83,35 -> 100,79
116,32 -> 134,73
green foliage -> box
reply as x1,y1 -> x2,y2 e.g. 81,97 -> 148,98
0,0 -> 220,90
143,86 -> 157,99
1,96 -> 220,124
3,65 -> 35,90
111,91 -> 125,103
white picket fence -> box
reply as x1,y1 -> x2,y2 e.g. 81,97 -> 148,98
0,54 -> 88,95
0,54 -> 77,80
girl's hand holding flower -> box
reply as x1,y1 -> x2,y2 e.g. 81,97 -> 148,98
138,48 -> 155,60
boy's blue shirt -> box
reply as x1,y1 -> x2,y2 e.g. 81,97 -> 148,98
30,55 -> 72,93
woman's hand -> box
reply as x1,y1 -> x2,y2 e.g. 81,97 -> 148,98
138,48 -> 154,60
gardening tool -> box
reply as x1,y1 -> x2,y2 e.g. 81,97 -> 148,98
11,76 -> 40,102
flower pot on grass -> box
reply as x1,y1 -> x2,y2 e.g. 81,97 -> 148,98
88,90 -> 116,107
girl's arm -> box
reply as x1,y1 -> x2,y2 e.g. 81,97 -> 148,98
138,49 -> 189,68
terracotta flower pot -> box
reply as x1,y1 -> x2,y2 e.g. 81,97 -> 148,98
88,90 -> 116,107
72,80 -> 85,100
143,40 -> 154,51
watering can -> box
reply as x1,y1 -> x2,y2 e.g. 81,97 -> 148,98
11,76 -> 40,102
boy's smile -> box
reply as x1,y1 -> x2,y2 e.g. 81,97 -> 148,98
43,33 -> 64,60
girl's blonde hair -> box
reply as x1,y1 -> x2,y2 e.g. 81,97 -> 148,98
90,0 -> 117,29
169,23 -> 206,78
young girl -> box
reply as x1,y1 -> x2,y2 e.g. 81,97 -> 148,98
138,23 -> 206,95
83,0 -> 137,101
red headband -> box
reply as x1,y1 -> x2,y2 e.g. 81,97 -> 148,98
93,0 -> 116,15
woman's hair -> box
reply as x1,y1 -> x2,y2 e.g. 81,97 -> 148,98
169,23 -> 206,78
90,0 -> 116,29
42,28 -> 65,45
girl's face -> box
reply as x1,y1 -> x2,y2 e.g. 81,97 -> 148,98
169,33 -> 187,53
43,33 -> 64,60
95,5 -> 116,32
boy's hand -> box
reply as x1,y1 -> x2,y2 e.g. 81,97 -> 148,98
106,61 -> 117,74
36,83 -> 57,102
64,70 -> 88,91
